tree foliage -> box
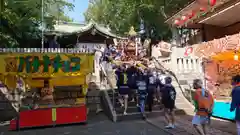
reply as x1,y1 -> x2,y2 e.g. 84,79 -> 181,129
84,0 -> 191,41
0,0 -> 74,48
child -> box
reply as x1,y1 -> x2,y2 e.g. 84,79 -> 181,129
161,76 -> 176,129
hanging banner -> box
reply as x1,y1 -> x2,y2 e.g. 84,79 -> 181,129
0,53 -> 94,78
193,32 -> 240,58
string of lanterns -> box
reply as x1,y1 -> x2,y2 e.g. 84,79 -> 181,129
173,0 -> 217,26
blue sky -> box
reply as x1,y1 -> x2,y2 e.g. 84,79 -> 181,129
65,0 -> 89,23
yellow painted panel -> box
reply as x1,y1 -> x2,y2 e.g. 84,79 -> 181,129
76,98 -> 86,104
26,79 -> 44,87
4,75 -> 17,90
0,53 -> 94,78
52,108 -> 56,121
50,76 -> 85,86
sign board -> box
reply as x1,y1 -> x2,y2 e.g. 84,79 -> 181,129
184,47 -> 193,57
158,41 -> 172,52
0,53 -> 94,78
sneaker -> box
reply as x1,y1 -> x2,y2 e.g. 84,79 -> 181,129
165,124 -> 175,129
142,114 -> 146,120
96,108 -> 103,114
123,111 -> 127,115
136,104 -> 139,107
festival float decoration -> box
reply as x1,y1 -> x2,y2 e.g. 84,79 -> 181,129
2,49 -> 94,130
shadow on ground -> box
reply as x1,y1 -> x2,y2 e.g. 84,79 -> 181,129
147,114 -> 236,135
0,113 -> 172,135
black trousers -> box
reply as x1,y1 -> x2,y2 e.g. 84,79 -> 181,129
128,88 -> 137,101
147,89 -> 154,112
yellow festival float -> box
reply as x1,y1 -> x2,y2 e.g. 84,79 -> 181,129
0,48 -> 94,130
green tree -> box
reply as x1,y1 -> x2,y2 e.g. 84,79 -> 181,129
84,0 -> 167,40
84,0 -> 191,40
0,0 -> 74,48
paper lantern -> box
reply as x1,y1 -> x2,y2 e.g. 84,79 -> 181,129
174,19 -> 181,25
181,15 -> 188,21
196,0 -> 217,6
200,7 -> 207,12
209,0 -> 217,6
188,11 -> 196,19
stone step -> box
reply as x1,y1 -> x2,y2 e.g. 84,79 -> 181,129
116,109 -> 186,122
116,110 -> 163,121
113,98 -> 161,109
115,104 -> 163,114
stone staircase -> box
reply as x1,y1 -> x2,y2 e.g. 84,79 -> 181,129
99,63 -> 167,122
99,59 -> 192,122
152,57 -> 195,115
170,78 -> 194,115
107,89 -> 164,121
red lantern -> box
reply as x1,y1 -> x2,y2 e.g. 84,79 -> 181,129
209,0 -> 216,6
200,7 -> 207,12
196,0 -> 217,6
188,11 -> 196,19
181,15 -> 188,21
174,19 -> 180,25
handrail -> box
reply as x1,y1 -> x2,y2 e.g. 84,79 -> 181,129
99,63 -> 116,111
152,57 -> 186,96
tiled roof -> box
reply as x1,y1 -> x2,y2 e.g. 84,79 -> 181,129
45,21 -> 125,39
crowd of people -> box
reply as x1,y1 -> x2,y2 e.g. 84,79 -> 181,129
91,42 -> 240,134
113,62 -> 177,129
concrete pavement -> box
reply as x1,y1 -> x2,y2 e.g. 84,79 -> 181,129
0,114 -> 235,135
147,115 -> 235,135
0,114 -> 172,135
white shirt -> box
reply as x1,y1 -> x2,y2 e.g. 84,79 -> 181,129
158,73 -> 166,84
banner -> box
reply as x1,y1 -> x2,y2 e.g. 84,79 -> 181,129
0,53 -> 94,78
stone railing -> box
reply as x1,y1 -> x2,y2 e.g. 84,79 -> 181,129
175,57 -> 202,73
161,57 -> 202,74
168,47 -> 203,74
161,58 -> 171,70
